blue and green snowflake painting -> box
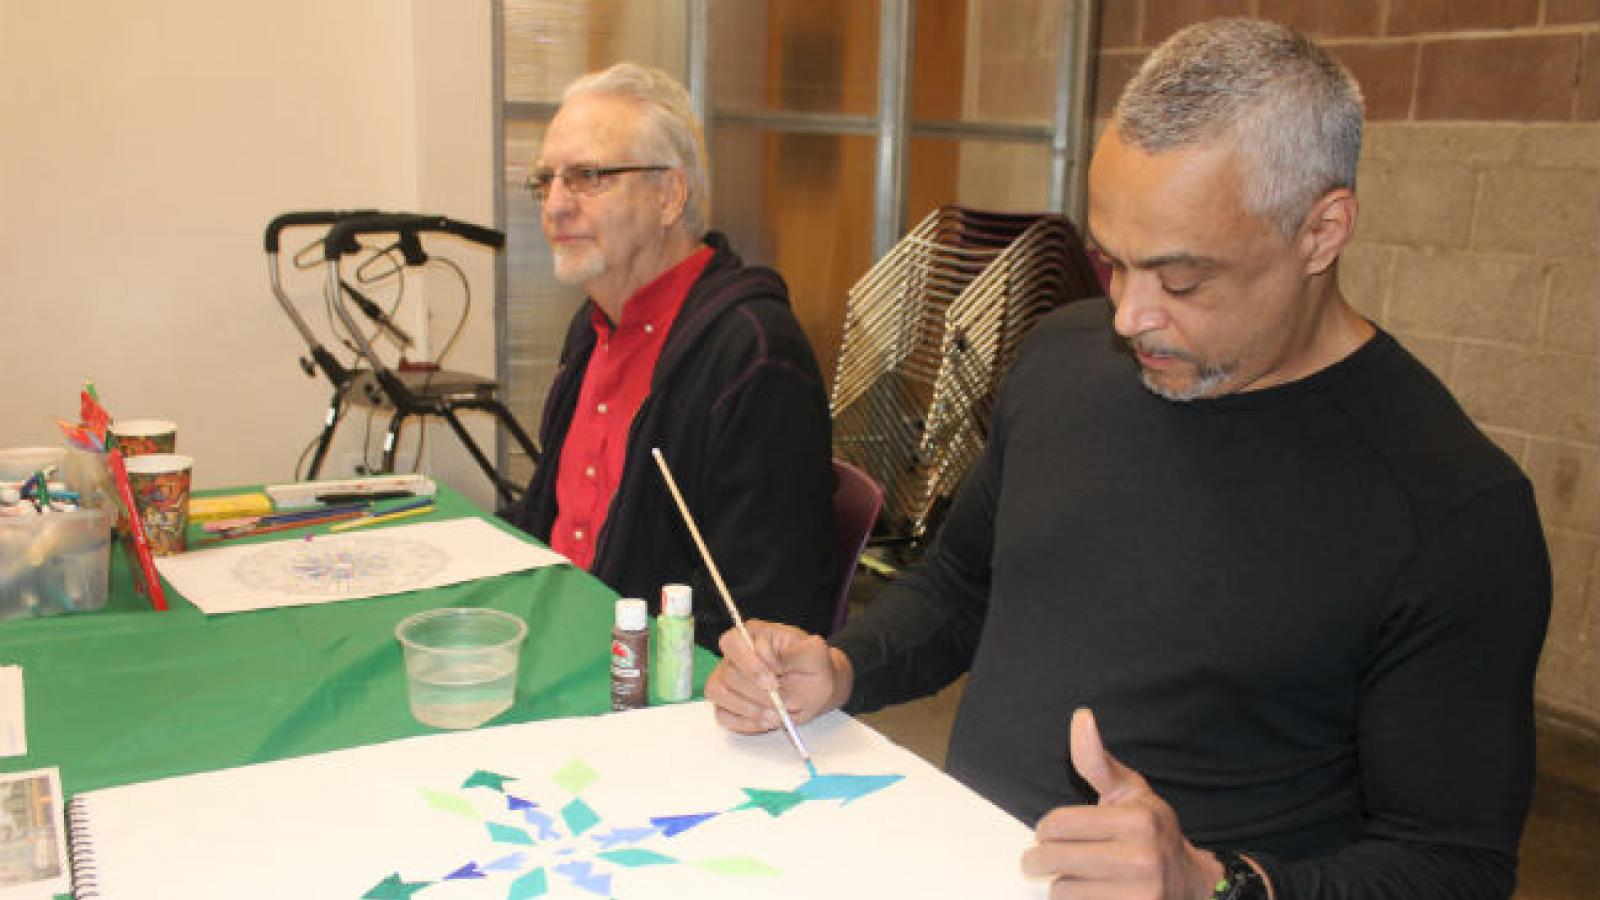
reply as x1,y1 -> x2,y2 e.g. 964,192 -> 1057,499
361,759 -> 903,899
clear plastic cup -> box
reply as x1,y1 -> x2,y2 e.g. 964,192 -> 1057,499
395,607 -> 527,729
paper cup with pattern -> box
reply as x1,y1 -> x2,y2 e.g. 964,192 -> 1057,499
109,419 -> 177,457
123,453 -> 193,555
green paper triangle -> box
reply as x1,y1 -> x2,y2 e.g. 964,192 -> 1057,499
422,788 -> 479,819
694,856 -> 780,876
462,770 -> 515,792
735,788 -> 807,817
552,758 -> 598,794
598,848 -> 677,867
509,866 -> 549,899
487,821 -> 536,845
561,796 -> 600,835
362,873 -> 432,898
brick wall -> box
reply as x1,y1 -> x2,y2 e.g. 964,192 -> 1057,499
1095,1 -> 1600,733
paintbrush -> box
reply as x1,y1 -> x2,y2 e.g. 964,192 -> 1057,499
650,447 -> 817,776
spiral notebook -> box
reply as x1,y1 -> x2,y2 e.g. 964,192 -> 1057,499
65,701 -> 1046,899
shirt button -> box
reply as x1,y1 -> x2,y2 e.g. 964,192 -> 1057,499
573,529 -> 586,541
643,323 -> 655,334
584,465 -> 597,479
597,402 -> 608,414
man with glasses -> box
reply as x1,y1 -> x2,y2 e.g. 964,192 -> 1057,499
707,19 -> 1549,899
504,63 -> 834,647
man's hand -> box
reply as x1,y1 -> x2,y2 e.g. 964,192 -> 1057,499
1021,708 -> 1224,899
704,620 -> 852,734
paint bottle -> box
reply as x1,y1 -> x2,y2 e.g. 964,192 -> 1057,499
654,583 -> 694,703
610,598 -> 649,711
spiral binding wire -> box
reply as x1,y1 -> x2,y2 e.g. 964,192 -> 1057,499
66,795 -> 101,898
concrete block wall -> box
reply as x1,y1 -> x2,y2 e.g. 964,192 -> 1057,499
1095,1 -> 1600,732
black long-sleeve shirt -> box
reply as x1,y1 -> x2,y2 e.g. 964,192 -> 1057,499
833,300 -> 1551,899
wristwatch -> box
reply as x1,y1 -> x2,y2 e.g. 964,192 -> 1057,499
1210,850 -> 1269,900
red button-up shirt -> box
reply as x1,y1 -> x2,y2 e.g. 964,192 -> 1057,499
550,246 -> 713,569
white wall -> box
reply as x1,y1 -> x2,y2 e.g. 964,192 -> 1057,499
0,0 -> 502,509
410,0 -> 501,509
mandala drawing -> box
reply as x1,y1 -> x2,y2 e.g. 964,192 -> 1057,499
231,536 -> 448,597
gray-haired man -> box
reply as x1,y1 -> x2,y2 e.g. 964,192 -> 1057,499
505,64 -> 834,647
708,19 -> 1549,899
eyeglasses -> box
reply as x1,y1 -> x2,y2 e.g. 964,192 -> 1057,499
524,164 -> 672,202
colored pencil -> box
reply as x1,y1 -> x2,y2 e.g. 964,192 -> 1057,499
367,496 -> 436,516
326,503 -> 436,533
254,502 -> 372,527
198,509 -> 367,545
200,502 -> 371,534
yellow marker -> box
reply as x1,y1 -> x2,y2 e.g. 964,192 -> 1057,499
327,504 -> 435,532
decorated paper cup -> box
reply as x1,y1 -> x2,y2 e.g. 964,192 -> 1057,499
123,453 -> 193,555
110,419 -> 177,457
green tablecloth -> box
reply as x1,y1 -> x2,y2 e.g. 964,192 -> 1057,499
0,486 -> 716,799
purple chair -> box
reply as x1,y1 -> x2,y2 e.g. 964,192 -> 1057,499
828,459 -> 885,635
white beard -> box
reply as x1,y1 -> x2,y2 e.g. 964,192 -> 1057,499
552,244 -> 606,286
1139,366 -> 1231,402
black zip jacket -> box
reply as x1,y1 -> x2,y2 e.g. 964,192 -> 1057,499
505,232 -> 834,647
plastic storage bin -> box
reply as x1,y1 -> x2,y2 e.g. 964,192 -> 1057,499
0,508 -> 111,620
0,446 -> 65,481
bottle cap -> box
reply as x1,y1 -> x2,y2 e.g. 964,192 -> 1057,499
661,583 -> 692,617
615,598 -> 648,631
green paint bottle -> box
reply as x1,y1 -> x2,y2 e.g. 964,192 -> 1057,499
654,583 -> 694,703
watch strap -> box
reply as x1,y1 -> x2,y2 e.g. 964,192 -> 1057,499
1210,850 -> 1269,900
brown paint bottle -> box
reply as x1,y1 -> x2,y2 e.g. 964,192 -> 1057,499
610,598 -> 649,710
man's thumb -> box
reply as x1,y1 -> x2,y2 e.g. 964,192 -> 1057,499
1070,707 -> 1139,805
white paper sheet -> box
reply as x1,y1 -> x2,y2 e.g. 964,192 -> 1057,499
66,701 -> 1046,899
0,667 -> 22,758
153,517 -> 569,615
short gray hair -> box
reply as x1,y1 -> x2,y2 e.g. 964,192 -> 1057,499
563,62 -> 710,238
1114,18 -> 1364,238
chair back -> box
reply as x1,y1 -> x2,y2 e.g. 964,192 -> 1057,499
828,458 -> 885,635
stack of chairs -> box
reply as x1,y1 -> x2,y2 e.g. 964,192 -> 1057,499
830,206 -> 1102,545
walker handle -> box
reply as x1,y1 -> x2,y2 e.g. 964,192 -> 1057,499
322,213 -> 505,260
263,210 -> 379,253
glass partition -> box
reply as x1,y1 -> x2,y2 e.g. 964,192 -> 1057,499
498,0 -> 1085,477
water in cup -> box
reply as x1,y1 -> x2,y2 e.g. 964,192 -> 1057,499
407,647 -> 518,729
396,607 -> 527,730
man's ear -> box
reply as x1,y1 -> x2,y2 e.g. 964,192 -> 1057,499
1298,188 -> 1356,276
658,168 -> 690,228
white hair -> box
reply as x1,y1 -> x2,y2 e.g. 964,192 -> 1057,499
563,63 -> 710,238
